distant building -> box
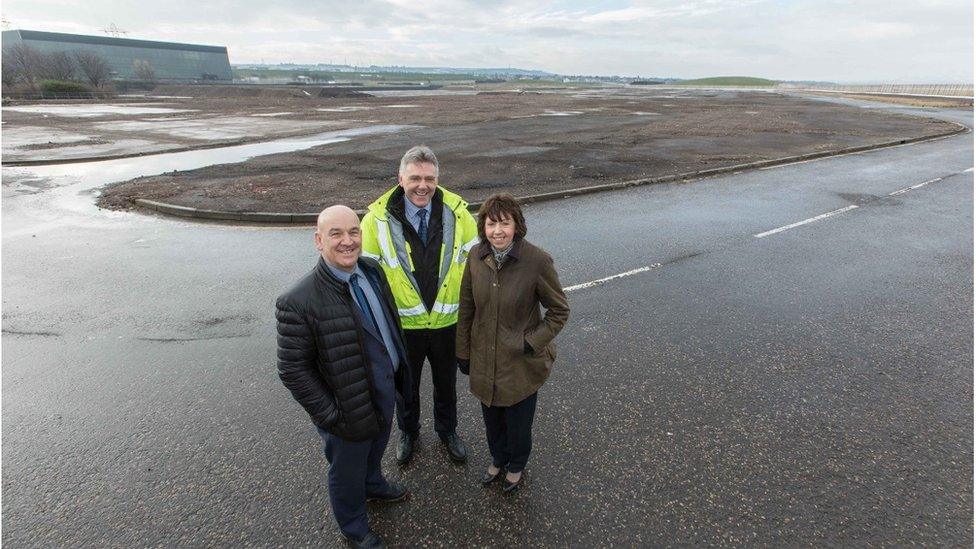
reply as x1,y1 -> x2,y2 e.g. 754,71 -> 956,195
2,29 -> 232,82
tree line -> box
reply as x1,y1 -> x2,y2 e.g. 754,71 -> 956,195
2,43 -> 157,93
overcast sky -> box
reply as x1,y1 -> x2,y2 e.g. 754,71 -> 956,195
4,0 -> 973,82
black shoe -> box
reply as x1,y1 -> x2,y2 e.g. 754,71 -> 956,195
439,432 -> 468,463
367,482 -> 409,503
343,530 -> 385,548
480,467 -> 503,486
502,472 -> 524,494
396,431 -> 417,465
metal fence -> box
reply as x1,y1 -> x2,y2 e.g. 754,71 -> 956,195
778,83 -> 973,98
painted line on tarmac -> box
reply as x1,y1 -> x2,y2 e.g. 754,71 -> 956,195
754,205 -> 860,238
756,168 -> 969,238
889,176 -> 943,196
564,264 -> 661,293
567,166 -> 971,290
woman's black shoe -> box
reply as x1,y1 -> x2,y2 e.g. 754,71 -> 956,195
480,468 -> 503,486
502,473 -> 524,493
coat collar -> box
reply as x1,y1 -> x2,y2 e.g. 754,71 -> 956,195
477,237 -> 524,261
314,256 -> 381,290
366,183 -> 468,220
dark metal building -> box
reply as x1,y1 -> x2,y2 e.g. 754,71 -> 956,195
1,29 -> 233,82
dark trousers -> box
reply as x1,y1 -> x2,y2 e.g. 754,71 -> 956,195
317,421 -> 393,540
317,349 -> 397,541
396,326 -> 458,436
481,392 -> 538,474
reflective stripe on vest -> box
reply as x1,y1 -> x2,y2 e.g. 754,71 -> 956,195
375,218 -> 399,269
432,301 -> 459,315
397,303 -> 428,317
457,236 -> 480,263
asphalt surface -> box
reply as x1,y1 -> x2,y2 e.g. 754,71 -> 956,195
2,96 -> 972,547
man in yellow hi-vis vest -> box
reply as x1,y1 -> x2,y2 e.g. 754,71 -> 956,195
361,145 -> 479,465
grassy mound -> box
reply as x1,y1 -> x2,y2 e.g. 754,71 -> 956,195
676,76 -> 778,87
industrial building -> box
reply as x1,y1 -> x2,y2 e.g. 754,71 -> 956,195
1,29 -> 232,82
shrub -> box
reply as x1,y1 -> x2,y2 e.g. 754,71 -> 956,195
39,80 -> 91,93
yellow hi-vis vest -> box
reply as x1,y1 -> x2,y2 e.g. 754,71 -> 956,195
360,185 -> 479,330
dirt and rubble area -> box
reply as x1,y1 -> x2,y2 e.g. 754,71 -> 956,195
2,84 -> 959,214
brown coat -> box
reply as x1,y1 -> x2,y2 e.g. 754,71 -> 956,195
456,239 -> 570,407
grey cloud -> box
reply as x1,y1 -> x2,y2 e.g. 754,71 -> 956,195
4,0 -> 971,81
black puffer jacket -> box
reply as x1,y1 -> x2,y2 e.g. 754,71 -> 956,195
276,256 -> 411,441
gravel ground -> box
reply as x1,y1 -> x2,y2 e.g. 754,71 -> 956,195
96,88 -> 959,213
5,85 -> 960,214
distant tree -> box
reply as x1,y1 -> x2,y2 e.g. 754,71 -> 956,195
38,51 -> 77,82
3,43 -> 42,90
133,59 -> 156,82
1,48 -> 21,87
74,50 -> 111,88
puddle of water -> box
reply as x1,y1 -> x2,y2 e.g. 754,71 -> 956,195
5,125 -> 420,190
540,110 -> 584,116
2,124 -> 422,229
138,116 -> 193,121
91,116 -> 339,140
120,94 -> 194,99
473,146 -> 555,158
3,105 -> 197,117
368,90 -> 477,97
317,106 -> 372,112
2,126 -> 94,149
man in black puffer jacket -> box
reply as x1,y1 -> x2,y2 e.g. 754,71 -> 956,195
277,205 -> 413,549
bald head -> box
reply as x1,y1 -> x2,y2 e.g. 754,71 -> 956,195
314,205 -> 362,273
317,205 -> 358,230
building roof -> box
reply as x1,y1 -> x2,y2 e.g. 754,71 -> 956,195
7,29 -> 228,54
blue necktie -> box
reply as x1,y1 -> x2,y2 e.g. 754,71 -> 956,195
349,274 -> 379,334
417,209 -> 428,245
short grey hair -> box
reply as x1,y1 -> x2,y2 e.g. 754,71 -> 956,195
398,145 -> 439,176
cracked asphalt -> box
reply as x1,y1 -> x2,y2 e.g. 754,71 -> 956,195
1,96 -> 972,547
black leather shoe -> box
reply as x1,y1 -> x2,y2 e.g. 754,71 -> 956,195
343,530 -> 385,548
440,432 -> 467,463
502,472 -> 524,494
396,431 -> 417,465
480,467 -> 503,486
367,482 -> 409,503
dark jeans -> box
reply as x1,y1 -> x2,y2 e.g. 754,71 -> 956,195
396,325 -> 458,436
481,392 -> 538,474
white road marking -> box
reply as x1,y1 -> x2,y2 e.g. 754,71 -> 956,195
565,264 -> 661,293
889,177 -> 943,196
566,166 -> 969,292
753,205 -> 860,238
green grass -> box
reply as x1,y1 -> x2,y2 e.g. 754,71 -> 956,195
674,76 -> 778,87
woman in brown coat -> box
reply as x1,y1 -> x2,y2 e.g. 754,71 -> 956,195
456,194 -> 570,493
